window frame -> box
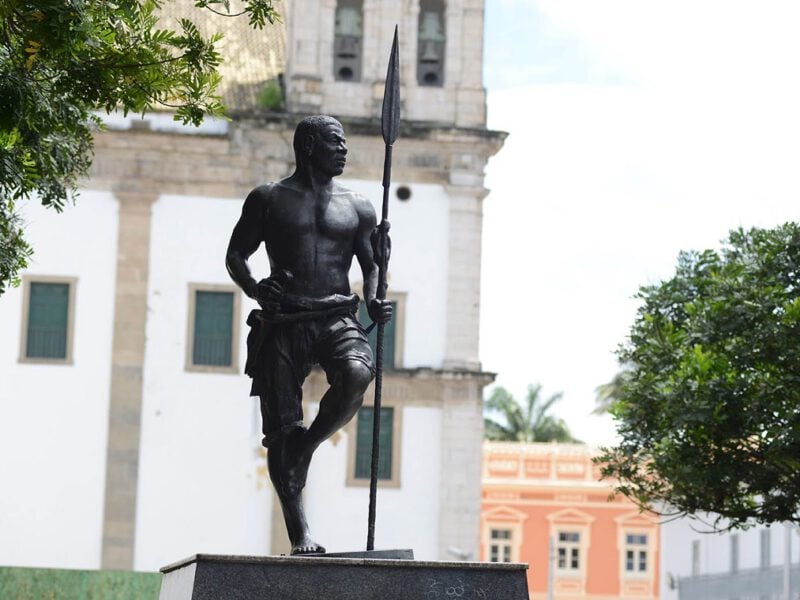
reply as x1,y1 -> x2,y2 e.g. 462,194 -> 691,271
623,532 -> 650,576
355,289 -> 406,370
547,510 -> 593,586
345,399 -> 402,488
481,510 -> 526,564
488,527 -> 514,563
18,275 -> 77,365
185,283 -> 240,374
615,513 -> 658,586
556,530 -> 583,573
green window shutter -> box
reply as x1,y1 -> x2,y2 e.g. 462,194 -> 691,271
26,283 -> 70,359
358,301 -> 397,368
193,291 -> 234,366
355,406 -> 394,480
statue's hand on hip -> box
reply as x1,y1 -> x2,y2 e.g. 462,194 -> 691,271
255,270 -> 293,314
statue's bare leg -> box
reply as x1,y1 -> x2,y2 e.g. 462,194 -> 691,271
265,361 -> 371,555
305,361 -> 373,451
267,427 -> 325,555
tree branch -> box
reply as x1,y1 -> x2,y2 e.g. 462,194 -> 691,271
93,53 -> 186,70
203,7 -> 247,17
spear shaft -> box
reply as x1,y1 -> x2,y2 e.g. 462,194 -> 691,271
367,26 -> 400,552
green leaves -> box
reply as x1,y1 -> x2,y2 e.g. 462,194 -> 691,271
194,0 -> 280,29
0,0 -> 279,294
484,384 -> 581,443
0,197 -> 31,295
598,224 -> 800,529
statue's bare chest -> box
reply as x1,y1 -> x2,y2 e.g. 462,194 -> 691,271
266,193 -> 359,243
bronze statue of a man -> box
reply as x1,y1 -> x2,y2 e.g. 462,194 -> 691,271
226,115 -> 392,555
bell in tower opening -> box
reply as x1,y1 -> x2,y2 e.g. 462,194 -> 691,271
417,0 -> 446,86
334,0 -> 363,81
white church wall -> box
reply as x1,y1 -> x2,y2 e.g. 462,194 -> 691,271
0,192 -> 119,568
304,404 -> 443,560
340,179 -> 450,370
134,194 -> 272,571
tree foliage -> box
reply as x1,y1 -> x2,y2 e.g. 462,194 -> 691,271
0,0 -> 279,294
598,224 -> 800,529
484,384 -> 581,443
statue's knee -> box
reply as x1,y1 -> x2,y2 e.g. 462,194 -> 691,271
341,361 -> 373,394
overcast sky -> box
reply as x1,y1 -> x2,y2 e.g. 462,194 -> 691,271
479,1 -> 800,446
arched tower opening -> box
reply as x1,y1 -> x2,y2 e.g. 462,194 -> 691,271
334,0 -> 364,81
417,0 -> 446,86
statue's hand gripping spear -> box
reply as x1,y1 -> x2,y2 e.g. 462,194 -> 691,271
366,26 -> 400,552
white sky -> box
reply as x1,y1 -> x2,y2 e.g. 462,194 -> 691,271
479,1 -> 800,446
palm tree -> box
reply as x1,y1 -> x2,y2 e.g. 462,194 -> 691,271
484,384 -> 581,443
592,368 -> 629,415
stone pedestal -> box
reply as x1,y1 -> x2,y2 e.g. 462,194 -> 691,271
159,553 -> 529,599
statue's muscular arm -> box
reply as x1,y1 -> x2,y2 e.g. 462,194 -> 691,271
352,193 -> 391,323
226,184 -> 273,304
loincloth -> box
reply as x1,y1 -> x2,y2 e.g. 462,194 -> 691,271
245,294 -> 375,446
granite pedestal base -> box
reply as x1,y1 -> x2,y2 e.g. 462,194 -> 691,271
159,553 -> 529,600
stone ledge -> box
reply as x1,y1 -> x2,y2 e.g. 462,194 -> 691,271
159,554 -> 529,600
230,110 -> 508,143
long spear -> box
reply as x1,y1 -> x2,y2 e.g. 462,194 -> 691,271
367,26 -> 400,552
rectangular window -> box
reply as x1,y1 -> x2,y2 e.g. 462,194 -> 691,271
27,282 -> 70,359
730,534 -> 739,573
354,406 -> 394,480
489,528 -> 513,563
21,278 -> 76,363
624,533 -> 648,573
193,291 -> 234,366
691,540 -> 700,576
358,301 -> 397,368
186,285 -> 239,372
557,531 -> 580,571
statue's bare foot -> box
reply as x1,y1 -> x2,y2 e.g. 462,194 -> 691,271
291,536 -> 325,555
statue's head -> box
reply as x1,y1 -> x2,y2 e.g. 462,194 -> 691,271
293,115 -> 347,177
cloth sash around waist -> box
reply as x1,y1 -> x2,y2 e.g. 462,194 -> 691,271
247,293 -> 359,327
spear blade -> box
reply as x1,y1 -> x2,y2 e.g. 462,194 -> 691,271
381,26 -> 400,146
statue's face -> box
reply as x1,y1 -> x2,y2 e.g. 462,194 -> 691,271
309,121 -> 347,177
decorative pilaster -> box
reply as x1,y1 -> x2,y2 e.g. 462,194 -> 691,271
285,0 -> 326,112
402,1 -> 421,90
454,0 -> 487,127
443,185 -> 488,371
437,375 -> 487,559
316,0 -> 338,86
101,191 -> 156,569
